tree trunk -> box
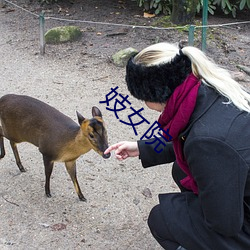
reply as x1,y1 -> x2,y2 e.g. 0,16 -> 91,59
171,0 -> 198,25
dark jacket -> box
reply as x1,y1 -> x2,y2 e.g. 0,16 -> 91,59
138,84 -> 250,249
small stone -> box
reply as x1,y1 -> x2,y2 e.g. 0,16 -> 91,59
142,188 -> 152,198
231,71 -> 247,82
133,198 -> 140,205
39,223 -> 50,228
0,0 -> 6,8
112,47 -> 138,67
45,26 -> 82,44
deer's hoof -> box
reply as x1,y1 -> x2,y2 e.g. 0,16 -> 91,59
79,196 -> 87,202
46,193 -> 52,198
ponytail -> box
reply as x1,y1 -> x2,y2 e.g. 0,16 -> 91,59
182,46 -> 250,112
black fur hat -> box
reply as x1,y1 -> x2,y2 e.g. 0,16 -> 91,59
125,52 -> 192,103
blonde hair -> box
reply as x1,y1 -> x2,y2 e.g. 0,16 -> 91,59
134,42 -> 250,113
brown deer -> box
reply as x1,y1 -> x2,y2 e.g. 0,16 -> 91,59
0,94 -> 110,201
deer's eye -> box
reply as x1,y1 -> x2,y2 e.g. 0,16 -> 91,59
89,133 -> 94,139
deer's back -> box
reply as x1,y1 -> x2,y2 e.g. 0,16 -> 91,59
0,94 -> 79,147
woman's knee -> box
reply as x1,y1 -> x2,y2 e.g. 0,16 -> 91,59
148,205 -> 179,249
148,204 -> 161,233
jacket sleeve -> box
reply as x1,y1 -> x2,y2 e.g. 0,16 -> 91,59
185,136 -> 249,237
137,138 -> 176,168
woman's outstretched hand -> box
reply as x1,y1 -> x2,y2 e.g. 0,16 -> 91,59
104,141 -> 139,160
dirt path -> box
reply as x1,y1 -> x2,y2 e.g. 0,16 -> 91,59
0,1 -> 249,249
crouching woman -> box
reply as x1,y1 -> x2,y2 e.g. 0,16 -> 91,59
105,42 -> 250,249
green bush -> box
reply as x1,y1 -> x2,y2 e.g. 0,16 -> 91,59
212,0 -> 250,17
136,0 -> 250,17
135,0 -> 172,15
196,0 -> 216,15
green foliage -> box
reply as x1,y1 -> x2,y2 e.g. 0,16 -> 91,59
239,0 -> 250,9
135,0 -> 172,15
135,0 -> 250,18
197,0 -> 216,15
213,0 -> 237,17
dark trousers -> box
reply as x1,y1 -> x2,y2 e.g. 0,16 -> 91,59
148,162 -> 188,250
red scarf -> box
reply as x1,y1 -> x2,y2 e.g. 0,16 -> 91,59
158,73 -> 201,194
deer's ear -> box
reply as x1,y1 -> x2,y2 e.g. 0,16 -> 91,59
76,111 -> 85,125
92,106 -> 102,118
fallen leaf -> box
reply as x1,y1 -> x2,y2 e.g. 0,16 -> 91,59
51,223 -> 67,231
143,12 -> 155,18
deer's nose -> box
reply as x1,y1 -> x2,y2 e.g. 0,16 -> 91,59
103,152 -> 111,159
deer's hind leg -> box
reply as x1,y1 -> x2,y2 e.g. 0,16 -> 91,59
10,141 -> 26,172
0,126 -> 5,159
65,161 -> 86,202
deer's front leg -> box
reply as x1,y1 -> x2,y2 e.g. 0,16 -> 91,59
43,155 -> 54,198
65,160 -> 86,202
